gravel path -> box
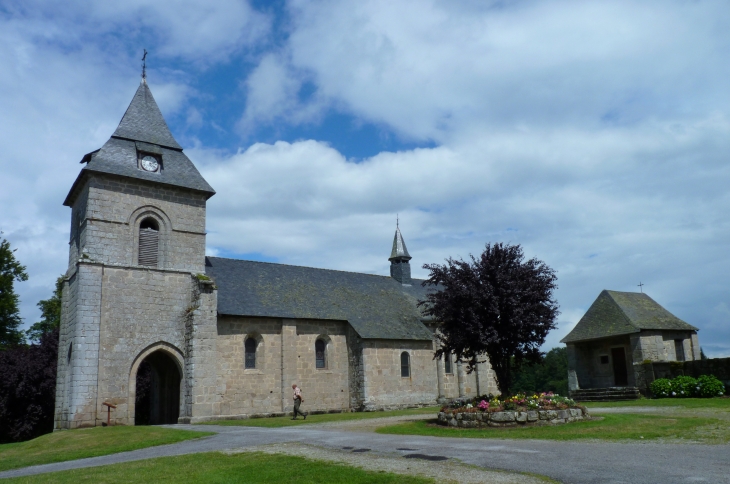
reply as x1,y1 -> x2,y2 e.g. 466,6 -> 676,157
228,442 -> 548,484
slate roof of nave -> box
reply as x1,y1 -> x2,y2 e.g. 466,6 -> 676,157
64,81 -> 214,206
205,257 -> 435,341
561,290 -> 698,343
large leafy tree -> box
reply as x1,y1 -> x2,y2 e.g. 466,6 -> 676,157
419,242 -> 559,395
0,329 -> 58,442
0,235 -> 28,349
26,276 -> 64,344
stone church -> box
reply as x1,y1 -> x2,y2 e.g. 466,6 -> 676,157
54,79 -> 497,429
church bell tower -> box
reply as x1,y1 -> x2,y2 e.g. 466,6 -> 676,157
55,76 -> 218,429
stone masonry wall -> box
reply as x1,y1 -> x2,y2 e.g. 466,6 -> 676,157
79,175 -> 207,273
571,336 -> 633,389
54,274 -> 75,429
635,357 -> 730,395
215,317 -> 282,416
438,408 -> 587,428
213,317 -> 349,418
361,339 -> 438,409
54,263 -> 103,429
291,320 -> 350,411
184,278 -> 219,422
95,266 -> 192,425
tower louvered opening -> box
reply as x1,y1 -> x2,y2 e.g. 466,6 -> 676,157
138,219 -> 159,267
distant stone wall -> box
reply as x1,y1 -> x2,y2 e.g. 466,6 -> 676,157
637,357 -> 730,395
437,408 -> 588,428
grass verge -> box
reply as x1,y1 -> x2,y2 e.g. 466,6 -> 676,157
581,397 -> 730,410
0,426 -> 214,472
375,414 -> 730,443
199,406 -> 440,428
4,451 -> 435,484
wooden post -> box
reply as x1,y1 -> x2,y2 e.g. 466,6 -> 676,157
102,402 -> 117,426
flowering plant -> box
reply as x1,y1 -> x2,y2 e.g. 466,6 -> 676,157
441,392 -> 580,413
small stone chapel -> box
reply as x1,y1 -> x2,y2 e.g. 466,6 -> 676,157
54,79 -> 498,429
562,290 -> 700,392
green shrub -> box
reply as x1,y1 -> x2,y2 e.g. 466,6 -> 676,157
650,378 -> 672,398
696,375 -> 725,398
651,374 -> 726,398
672,375 -> 697,397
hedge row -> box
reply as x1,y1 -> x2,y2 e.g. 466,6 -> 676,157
650,374 -> 725,398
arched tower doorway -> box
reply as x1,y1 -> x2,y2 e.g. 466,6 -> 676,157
134,350 -> 181,425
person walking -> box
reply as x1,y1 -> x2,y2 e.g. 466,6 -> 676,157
291,384 -> 307,420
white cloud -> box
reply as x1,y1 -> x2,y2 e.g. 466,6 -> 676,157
2,0 -> 730,359
266,0 -> 730,142
3,0 -> 269,63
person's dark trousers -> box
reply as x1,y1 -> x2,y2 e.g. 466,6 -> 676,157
293,398 -> 307,419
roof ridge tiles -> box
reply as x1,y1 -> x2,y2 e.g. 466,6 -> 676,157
205,256 -> 426,282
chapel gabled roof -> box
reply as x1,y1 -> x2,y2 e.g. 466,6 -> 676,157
389,226 -> 412,261
205,257 -> 434,340
561,290 -> 698,344
64,80 -> 214,206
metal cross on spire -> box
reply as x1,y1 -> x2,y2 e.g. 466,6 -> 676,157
141,49 -> 148,80
396,213 -> 399,228
637,281 -> 644,293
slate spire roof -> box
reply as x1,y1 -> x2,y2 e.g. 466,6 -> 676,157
64,80 -> 214,206
389,226 -> 412,261
112,80 -> 182,149
561,290 -> 698,344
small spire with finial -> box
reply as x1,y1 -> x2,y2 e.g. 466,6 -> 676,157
141,49 -> 147,81
396,213 -> 399,228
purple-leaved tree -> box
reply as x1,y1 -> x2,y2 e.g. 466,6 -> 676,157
419,242 -> 559,395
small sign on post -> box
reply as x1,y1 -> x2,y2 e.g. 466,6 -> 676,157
102,402 -> 117,427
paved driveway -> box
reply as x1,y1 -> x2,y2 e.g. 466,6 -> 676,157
1,422 -> 728,483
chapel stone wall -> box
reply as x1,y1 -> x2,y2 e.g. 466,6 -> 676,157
213,317 -> 350,418
361,339 -> 438,409
570,335 -> 633,389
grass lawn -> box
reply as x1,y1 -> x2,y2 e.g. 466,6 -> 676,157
581,397 -> 730,410
4,451 -> 435,484
375,414 -> 730,443
0,426 -> 214,472
199,406 -> 440,428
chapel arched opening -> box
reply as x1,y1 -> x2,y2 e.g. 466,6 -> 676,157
134,350 -> 181,425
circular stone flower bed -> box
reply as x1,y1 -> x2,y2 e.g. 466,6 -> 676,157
437,392 -> 589,428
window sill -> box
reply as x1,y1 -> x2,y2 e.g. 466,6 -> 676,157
243,369 -> 264,375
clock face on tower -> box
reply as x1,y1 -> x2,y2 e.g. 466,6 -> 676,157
140,155 -> 159,172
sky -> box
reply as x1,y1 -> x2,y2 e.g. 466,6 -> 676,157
1,0 -> 729,356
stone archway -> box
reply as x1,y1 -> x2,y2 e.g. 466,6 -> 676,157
129,343 -> 184,425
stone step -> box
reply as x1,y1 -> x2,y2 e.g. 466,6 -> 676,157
570,387 -> 641,402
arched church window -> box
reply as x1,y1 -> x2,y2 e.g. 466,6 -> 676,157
138,218 -> 159,267
444,351 -> 452,374
244,337 -> 257,369
315,339 -> 326,369
401,351 -> 410,378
